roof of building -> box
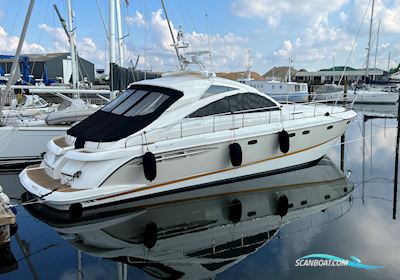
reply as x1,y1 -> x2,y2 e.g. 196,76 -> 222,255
263,66 -> 297,81
216,71 -> 264,81
319,66 -> 357,72
0,52 -> 93,64
295,67 -> 386,77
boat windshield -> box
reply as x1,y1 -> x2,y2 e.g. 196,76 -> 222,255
102,89 -> 170,117
67,85 -> 183,147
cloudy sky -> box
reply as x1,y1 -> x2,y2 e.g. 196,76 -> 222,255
1,0 -> 400,74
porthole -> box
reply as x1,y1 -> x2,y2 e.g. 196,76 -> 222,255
248,140 -> 258,145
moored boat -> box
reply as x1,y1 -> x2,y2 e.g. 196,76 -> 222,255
19,71 -> 357,211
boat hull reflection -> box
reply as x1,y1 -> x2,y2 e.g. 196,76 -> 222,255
24,156 -> 354,279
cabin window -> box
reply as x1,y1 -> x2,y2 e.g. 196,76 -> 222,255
101,89 -> 135,112
295,85 -> 300,91
101,89 -> 171,117
189,93 -> 279,118
189,96 -> 231,117
202,85 -> 239,98
110,90 -> 148,115
124,92 -> 169,116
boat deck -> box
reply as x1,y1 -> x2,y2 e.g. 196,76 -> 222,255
53,137 -> 70,148
26,167 -> 79,192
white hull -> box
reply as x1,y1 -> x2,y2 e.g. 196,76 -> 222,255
21,126 -> 345,211
314,90 -> 399,104
0,126 -> 68,165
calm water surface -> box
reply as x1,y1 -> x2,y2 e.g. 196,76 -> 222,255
1,105 -> 400,280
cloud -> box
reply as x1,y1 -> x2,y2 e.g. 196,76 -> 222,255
0,25 -> 45,54
274,40 -> 293,57
353,0 -> 400,34
273,15 -> 354,66
339,11 -> 348,22
129,9 -> 253,72
232,0 -> 348,29
38,23 -> 69,52
38,23 -> 106,67
125,11 -> 145,27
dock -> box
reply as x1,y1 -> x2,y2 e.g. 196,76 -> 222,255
0,198 -> 16,245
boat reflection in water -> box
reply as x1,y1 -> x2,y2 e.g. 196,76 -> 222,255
24,156 -> 354,279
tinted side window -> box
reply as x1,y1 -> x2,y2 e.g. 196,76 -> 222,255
190,96 -> 231,117
243,93 -> 277,110
189,93 -> 278,118
228,94 -> 243,112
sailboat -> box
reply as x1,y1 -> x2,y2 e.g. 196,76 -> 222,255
314,0 -> 398,104
0,0 -> 113,166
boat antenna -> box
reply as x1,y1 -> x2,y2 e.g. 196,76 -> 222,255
246,49 -> 252,80
365,0 -> 375,84
205,13 -> 212,70
1,0 -> 35,119
160,0 -> 183,71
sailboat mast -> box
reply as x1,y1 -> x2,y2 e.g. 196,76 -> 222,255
115,0 -> 124,67
365,0 -> 375,84
1,0 -> 35,114
373,18 -> 381,81
67,0 -> 78,89
109,0 -> 117,99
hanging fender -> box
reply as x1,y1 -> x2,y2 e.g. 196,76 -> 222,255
143,151 -> 157,181
276,195 -> 289,217
278,130 -> 290,154
228,199 -> 242,223
229,143 -> 243,167
143,222 -> 158,249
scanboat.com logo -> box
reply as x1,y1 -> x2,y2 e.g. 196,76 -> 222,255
295,254 -> 384,270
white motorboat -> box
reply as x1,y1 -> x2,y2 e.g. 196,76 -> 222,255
19,71 -> 356,211
24,156 -> 353,279
240,79 -> 309,103
314,84 -> 399,104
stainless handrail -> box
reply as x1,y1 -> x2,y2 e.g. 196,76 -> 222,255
124,97 -> 353,147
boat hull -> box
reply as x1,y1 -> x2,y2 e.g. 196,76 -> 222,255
20,136 -> 341,211
0,126 -> 67,166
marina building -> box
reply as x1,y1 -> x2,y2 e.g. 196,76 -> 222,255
0,53 -> 95,84
294,66 -> 388,85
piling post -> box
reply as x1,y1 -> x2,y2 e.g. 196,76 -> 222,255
393,90 -> 400,219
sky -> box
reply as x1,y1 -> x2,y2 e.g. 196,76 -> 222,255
1,0 -> 400,75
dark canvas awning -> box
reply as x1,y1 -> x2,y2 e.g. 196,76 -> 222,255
67,84 -> 183,148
